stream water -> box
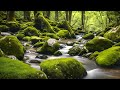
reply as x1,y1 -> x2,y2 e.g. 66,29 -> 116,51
1,32 -> 120,79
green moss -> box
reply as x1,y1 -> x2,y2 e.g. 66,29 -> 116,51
0,25 -> 9,32
85,36 -> 113,52
104,25 -> 120,42
23,26 -> 40,36
41,36 -> 50,42
54,51 -> 62,56
0,57 -> 47,79
89,51 -> 100,60
40,58 -> 87,79
83,33 -> 94,39
37,39 -> 60,55
0,36 -> 24,60
30,36 -> 42,44
16,33 -> 25,40
57,30 -> 70,38
33,42 -> 44,48
113,42 -> 120,46
42,33 -> 59,40
53,27 -> 61,32
68,46 -> 81,56
6,21 -> 20,32
20,22 -> 34,29
96,46 -> 120,67
23,36 -> 31,41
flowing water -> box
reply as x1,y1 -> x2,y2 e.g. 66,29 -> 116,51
1,32 -> 120,79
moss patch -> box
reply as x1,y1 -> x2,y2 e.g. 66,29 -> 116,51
40,58 -> 87,79
0,36 -> 24,60
0,57 -> 47,79
89,51 -> 100,60
57,30 -> 70,38
83,33 -> 94,39
96,46 -> 120,67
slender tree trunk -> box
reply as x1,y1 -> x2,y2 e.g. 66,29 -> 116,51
34,11 -> 37,19
55,11 -> 59,21
46,11 -> 50,19
7,11 -> 16,21
69,11 -> 72,24
24,11 -> 31,21
81,11 -> 85,31
65,11 -> 69,21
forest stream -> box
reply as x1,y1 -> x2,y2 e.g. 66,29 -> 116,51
10,33 -> 119,79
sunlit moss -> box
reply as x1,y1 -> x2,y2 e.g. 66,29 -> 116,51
40,58 -> 87,79
83,33 -> 94,39
0,57 -> 47,79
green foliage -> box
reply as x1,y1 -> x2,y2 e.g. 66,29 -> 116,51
0,57 -> 47,79
16,33 -> 25,40
0,36 -> 24,60
0,49 -> 5,57
30,36 -> 42,44
40,58 -> 87,79
23,36 -> 31,41
85,36 -> 113,52
96,46 -> 120,67
42,33 -> 59,40
83,33 -> 94,39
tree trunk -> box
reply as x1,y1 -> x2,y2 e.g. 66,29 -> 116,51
65,11 -> 69,21
69,11 -> 72,25
55,11 -> 59,21
46,11 -> 50,19
7,11 -> 16,21
24,11 -> 31,21
81,11 -> 85,31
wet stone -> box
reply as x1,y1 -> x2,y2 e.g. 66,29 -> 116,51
29,59 -> 41,63
36,55 -> 48,59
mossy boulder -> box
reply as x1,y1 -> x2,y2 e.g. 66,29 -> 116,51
89,51 -> 100,60
83,33 -> 94,39
37,38 -> 60,55
104,25 -> 120,42
0,36 -> 25,60
33,42 -> 44,48
57,30 -> 70,38
16,33 -> 25,40
0,25 -> 9,32
96,46 -> 120,67
42,33 -> 59,40
68,45 -> 81,56
23,26 -> 40,36
54,51 -> 62,56
0,57 -> 47,79
6,21 -> 20,32
113,42 -> 120,46
40,58 -> 87,79
30,36 -> 42,44
85,36 -> 113,52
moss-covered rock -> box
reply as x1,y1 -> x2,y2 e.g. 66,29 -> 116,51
16,33 -> 25,40
113,42 -> 120,46
23,36 -> 31,41
6,21 -> 20,32
0,36 -> 24,60
42,33 -> 59,40
30,36 -> 42,44
83,33 -> 94,39
33,42 -> 44,48
85,36 -> 113,52
96,46 -> 120,67
37,38 -> 60,55
23,26 -> 40,36
0,57 -> 47,79
20,22 -> 34,29
0,25 -> 9,32
104,25 -> 120,42
89,51 -> 99,60
57,30 -> 70,38
40,58 -> 87,79
54,51 -> 62,56
68,45 -> 81,56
